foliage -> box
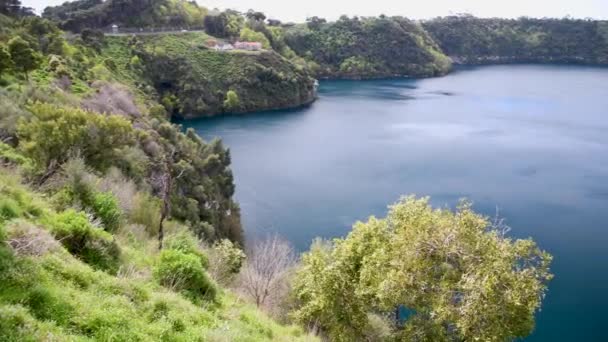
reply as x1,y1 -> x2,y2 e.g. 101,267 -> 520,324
153,249 -> 217,302
240,27 -> 271,49
293,196 -> 553,341
423,16 -> 608,65
45,209 -> 121,273
80,28 -> 105,52
43,0 -> 208,32
223,89 -> 240,111
205,239 -> 246,285
203,10 -> 243,38
0,44 -> 12,75
284,16 -> 451,78
90,191 -> 122,233
164,229 -> 208,268
129,192 -> 161,235
127,33 -> 316,117
7,36 -> 38,79
16,103 -> 135,172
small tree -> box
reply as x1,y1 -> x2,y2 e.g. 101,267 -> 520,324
239,235 -> 296,308
8,37 -> 38,81
223,90 -> 240,111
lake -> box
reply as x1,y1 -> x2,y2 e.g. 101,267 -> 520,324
182,65 -> 608,341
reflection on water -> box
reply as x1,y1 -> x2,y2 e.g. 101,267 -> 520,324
184,65 -> 608,341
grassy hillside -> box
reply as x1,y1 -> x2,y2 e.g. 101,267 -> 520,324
0,169 -> 316,341
0,13 -> 317,341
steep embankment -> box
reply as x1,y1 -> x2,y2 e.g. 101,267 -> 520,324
284,16 -> 452,79
422,16 -> 608,65
104,32 -> 317,118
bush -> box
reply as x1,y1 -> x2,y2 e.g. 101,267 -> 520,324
223,90 -> 240,111
17,103 -> 135,172
205,239 -> 245,285
129,193 -> 161,235
0,198 -> 22,223
46,210 -> 121,273
164,230 -> 208,269
90,192 -> 122,233
153,249 -> 217,302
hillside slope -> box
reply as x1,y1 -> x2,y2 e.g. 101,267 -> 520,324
110,33 -> 317,118
0,169 -> 316,341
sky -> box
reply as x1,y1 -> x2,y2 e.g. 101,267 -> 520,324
25,0 -> 608,21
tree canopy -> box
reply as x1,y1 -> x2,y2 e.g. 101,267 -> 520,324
293,196 -> 553,341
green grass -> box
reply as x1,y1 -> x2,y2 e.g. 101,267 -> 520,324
0,168 -> 317,341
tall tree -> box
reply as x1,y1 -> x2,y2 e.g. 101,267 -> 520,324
8,36 -> 38,81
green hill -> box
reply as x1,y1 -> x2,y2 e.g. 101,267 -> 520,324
283,16 -> 452,79
422,15 -> 608,65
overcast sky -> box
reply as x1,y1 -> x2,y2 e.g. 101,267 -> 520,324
25,0 -> 608,21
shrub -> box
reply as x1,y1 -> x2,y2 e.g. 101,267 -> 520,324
164,230 -> 208,269
223,90 -> 240,111
153,249 -> 217,302
17,103 -> 135,172
90,191 -> 122,233
0,198 -> 22,223
205,239 -> 245,285
46,210 -> 121,273
129,193 -> 161,235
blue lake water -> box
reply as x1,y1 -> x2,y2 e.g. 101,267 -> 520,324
182,65 -> 608,341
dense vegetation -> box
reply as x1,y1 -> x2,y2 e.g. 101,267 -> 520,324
43,0 -> 208,32
123,33 -> 317,117
284,16 -> 452,79
423,15 -> 608,65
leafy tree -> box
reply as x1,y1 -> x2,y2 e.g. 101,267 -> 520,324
293,196 -> 553,341
0,44 -> 12,76
80,29 -> 105,52
7,36 -> 38,80
239,27 -> 270,48
16,103 -> 135,173
246,9 -> 266,23
306,16 -> 326,30
223,90 -> 240,111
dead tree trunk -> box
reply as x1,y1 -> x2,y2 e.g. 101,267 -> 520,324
158,162 -> 172,250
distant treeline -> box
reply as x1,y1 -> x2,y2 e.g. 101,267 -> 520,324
422,15 -> 608,65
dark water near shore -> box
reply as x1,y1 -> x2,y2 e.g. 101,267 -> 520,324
183,65 -> 608,341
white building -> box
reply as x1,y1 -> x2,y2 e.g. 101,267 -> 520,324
214,43 -> 234,51
234,41 -> 263,51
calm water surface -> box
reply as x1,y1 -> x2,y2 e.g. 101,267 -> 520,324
183,65 -> 608,341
